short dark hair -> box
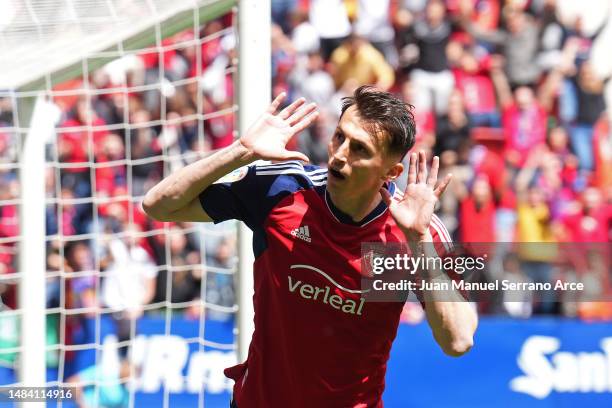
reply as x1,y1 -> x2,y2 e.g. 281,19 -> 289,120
340,85 -> 416,159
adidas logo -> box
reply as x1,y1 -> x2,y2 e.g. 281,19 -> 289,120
290,226 -> 311,242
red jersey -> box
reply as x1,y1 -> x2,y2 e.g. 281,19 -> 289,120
452,66 -> 497,115
459,197 -> 495,243
200,161 -> 453,407
593,118 -> 612,189
502,103 -> 547,167
59,117 -> 109,172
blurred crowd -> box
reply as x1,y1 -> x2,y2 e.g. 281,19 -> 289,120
0,0 -> 611,348
271,0 -> 612,319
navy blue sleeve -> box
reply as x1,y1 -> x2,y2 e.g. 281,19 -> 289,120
199,161 -> 326,230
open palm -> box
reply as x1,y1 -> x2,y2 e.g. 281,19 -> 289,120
240,93 -> 318,162
381,151 -> 452,240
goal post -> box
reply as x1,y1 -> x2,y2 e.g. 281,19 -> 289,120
237,0 -> 271,363
0,0 -> 269,406
19,94 -> 52,395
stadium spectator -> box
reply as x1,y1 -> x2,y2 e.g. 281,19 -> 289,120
204,236 -> 236,321
329,32 -> 395,91
289,8 -> 320,55
515,151 -> 558,313
66,242 -> 98,316
592,116 -> 612,191
101,225 -> 157,319
561,187 -> 611,243
272,0 -> 299,34
59,98 -> 109,197
562,61 -> 607,171
271,24 -> 297,97
448,37 -> 500,127
295,116 -> 332,167
460,3 -> 541,87
535,0 -> 566,72
353,0 -> 398,67
290,51 -> 336,110
0,179 -> 18,239
490,55 -> 547,169
130,110 -> 162,196
96,133 -> 127,198
434,90 -> 471,155
167,258 -> 202,313
436,145 -> 473,238
458,175 -> 496,243
500,253 -> 533,318
515,149 -> 558,244
307,0 -> 352,60
400,79 -> 435,149
547,126 -> 579,186
407,0 -> 455,114
100,224 -> 157,356
46,240 -> 63,309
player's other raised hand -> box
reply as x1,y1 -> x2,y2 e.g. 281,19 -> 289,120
240,92 -> 319,163
381,151 -> 452,241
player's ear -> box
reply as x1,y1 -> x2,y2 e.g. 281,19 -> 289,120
383,162 -> 403,182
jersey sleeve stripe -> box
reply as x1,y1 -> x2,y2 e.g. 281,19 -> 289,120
431,214 -> 452,243
253,166 -> 328,188
255,164 -> 303,172
254,168 -> 328,178
256,167 -> 327,176
255,160 -> 304,170
430,214 -> 453,253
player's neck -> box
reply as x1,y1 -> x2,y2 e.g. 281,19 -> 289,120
326,187 -> 383,224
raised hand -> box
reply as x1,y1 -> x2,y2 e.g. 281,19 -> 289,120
380,151 -> 452,241
240,93 -> 318,162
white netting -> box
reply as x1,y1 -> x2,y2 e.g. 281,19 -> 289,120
0,0 -> 235,89
0,1 -> 239,407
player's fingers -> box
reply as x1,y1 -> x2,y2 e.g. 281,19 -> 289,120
288,102 -> 317,126
290,110 -> 319,134
434,173 -> 453,198
268,92 -> 286,114
279,97 -> 305,119
417,150 -> 427,184
380,187 -> 392,207
428,156 -> 439,187
280,149 -> 310,163
407,152 -> 417,185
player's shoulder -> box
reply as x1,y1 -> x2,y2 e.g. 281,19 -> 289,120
252,160 -> 327,189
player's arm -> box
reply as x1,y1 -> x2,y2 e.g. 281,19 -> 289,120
381,151 -> 478,357
142,93 -> 318,222
410,234 -> 477,357
489,55 -> 513,109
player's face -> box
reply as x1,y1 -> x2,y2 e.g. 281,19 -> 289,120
327,106 -> 403,199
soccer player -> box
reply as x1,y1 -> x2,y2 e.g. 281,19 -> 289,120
143,86 -> 478,407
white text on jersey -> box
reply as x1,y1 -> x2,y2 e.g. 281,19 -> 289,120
287,276 -> 365,315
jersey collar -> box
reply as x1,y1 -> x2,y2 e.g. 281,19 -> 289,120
323,182 -> 396,227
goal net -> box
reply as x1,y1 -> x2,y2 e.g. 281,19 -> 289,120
0,0 -> 265,406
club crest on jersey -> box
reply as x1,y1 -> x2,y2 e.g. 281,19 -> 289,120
214,167 -> 248,184
291,225 -> 311,242
362,248 -> 386,278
